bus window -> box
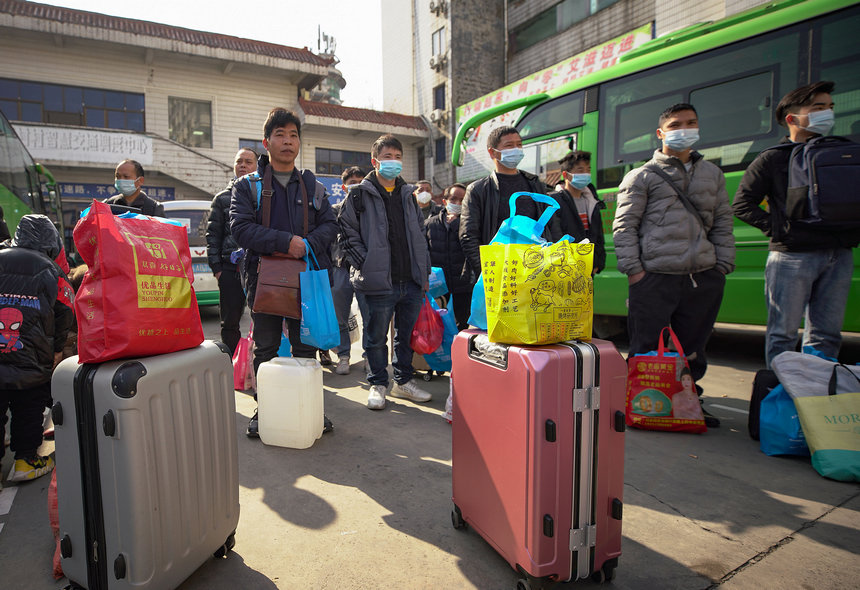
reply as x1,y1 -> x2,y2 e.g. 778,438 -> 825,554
519,135 -> 576,188
598,27 -> 802,188
815,11 -> 860,141
518,92 -> 583,141
0,113 -> 36,211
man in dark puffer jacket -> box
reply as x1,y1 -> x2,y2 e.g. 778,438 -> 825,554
206,148 -> 256,354
0,215 -> 74,483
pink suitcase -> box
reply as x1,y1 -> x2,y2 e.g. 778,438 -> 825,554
451,330 -> 626,589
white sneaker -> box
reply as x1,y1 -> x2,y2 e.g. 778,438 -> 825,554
367,385 -> 387,410
335,356 -> 350,375
391,379 -> 432,403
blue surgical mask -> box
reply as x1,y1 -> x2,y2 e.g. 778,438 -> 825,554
446,202 -> 462,215
376,159 -> 402,180
662,128 -> 699,150
114,178 -> 138,197
495,147 -> 525,169
801,109 -> 834,136
568,173 -> 591,190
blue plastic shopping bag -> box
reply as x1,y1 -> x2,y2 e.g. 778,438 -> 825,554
424,297 -> 458,372
299,242 -> 340,350
428,267 -> 448,299
469,192 -> 560,329
759,384 -> 809,456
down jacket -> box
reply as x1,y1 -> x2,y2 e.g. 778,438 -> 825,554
0,215 -> 74,389
612,150 -> 735,276
206,178 -> 240,274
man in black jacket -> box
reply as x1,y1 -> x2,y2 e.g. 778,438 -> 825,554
548,151 -> 606,274
104,159 -> 165,217
459,126 -> 556,274
424,183 -> 473,329
0,215 -> 74,483
230,108 -> 338,437
733,81 -> 859,366
206,148 -> 256,355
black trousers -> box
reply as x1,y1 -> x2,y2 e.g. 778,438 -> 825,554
0,381 -> 50,460
626,269 -> 726,382
251,312 -> 315,376
451,291 -> 472,331
218,269 -> 246,356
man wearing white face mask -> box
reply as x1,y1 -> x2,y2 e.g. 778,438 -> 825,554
414,180 -> 442,221
104,159 -> 165,217
459,126 -> 557,276
613,103 -> 735,428
733,81 -> 859,366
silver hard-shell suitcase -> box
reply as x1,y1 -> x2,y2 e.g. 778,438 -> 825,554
51,341 -> 240,590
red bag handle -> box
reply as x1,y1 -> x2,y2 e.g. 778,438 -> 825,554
656,326 -> 686,359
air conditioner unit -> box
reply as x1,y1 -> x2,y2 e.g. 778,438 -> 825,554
429,53 -> 447,71
429,109 -> 446,123
429,0 -> 447,16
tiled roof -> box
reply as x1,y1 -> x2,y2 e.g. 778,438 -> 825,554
0,0 -> 330,66
299,98 -> 427,131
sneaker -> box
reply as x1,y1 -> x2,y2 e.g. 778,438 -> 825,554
335,356 -> 350,375
8,455 -> 55,482
323,415 -> 334,434
702,407 -> 721,428
367,385 -> 387,410
318,350 -> 333,366
246,410 -> 260,438
391,379 -> 432,403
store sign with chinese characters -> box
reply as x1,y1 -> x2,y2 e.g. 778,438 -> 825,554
14,125 -> 153,165
455,24 -> 653,182
59,183 -> 175,202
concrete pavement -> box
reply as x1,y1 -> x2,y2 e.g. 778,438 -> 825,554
1,310 -> 858,589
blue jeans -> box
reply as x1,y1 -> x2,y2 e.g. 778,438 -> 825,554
765,248 -> 853,367
355,281 -> 424,387
331,265 -> 354,358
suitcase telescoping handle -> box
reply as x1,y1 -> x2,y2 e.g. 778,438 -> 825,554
467,334 -> 508,369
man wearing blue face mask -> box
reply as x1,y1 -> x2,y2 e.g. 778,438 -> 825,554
733,81 -> 859,367
459,126 -> 557,275
548,151 -> 606,274
104,159 -> 165,217
613,103 -> 735,428
338,134 -> 433,410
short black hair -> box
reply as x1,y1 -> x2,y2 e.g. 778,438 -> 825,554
557,150 -> 591,173
263,108 -> 302,139
371,134 -> 403,159
443,183 -> 467,199
118,159 -> 145,178
416,179 -> 431,186
658,103 -> 698,127
487,126 -> 520,150
341,166 -> 364,183
775,81 -> 835,127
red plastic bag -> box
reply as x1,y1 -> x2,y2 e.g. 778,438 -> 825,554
232,321 -> 256,392
410,294 -> 444,355
73,200 -> 204,363
625,327 -> 706,433
48,470 -> 63,579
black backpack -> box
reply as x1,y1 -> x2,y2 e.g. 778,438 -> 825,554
776,136 -> 860,231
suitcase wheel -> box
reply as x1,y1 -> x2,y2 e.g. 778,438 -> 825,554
515,579 -> 532,590
214,531 -> 236,558
423,371 -> 433,382
451,505 -> 466,530
591,560 -> 617,584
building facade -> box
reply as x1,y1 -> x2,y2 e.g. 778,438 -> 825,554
0,0 -> 427,235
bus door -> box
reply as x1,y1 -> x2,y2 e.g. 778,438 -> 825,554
521,133 -> 579,191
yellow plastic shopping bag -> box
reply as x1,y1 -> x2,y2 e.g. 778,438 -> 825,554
480,239 -> 593,345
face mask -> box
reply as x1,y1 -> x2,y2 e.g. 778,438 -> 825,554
567,173 -> 591,190
662,128 -> 699,150
800,109 -> 834,136
495,147 -> 524,169
114,178 -> 138,197
376,159 -> 402,180
446,202 -> 462,215
416,191 -> 432,205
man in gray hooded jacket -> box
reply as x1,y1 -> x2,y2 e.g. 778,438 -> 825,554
338,134 -> 432,411
613,103 -> 735,427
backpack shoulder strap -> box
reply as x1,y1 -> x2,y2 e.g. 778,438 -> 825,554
645,164 -> 706,230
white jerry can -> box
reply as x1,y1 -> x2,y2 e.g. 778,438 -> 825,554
256,357 -> 324,449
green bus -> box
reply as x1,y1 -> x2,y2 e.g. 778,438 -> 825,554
453,0 -> 860,334
0,110 -> 64,247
